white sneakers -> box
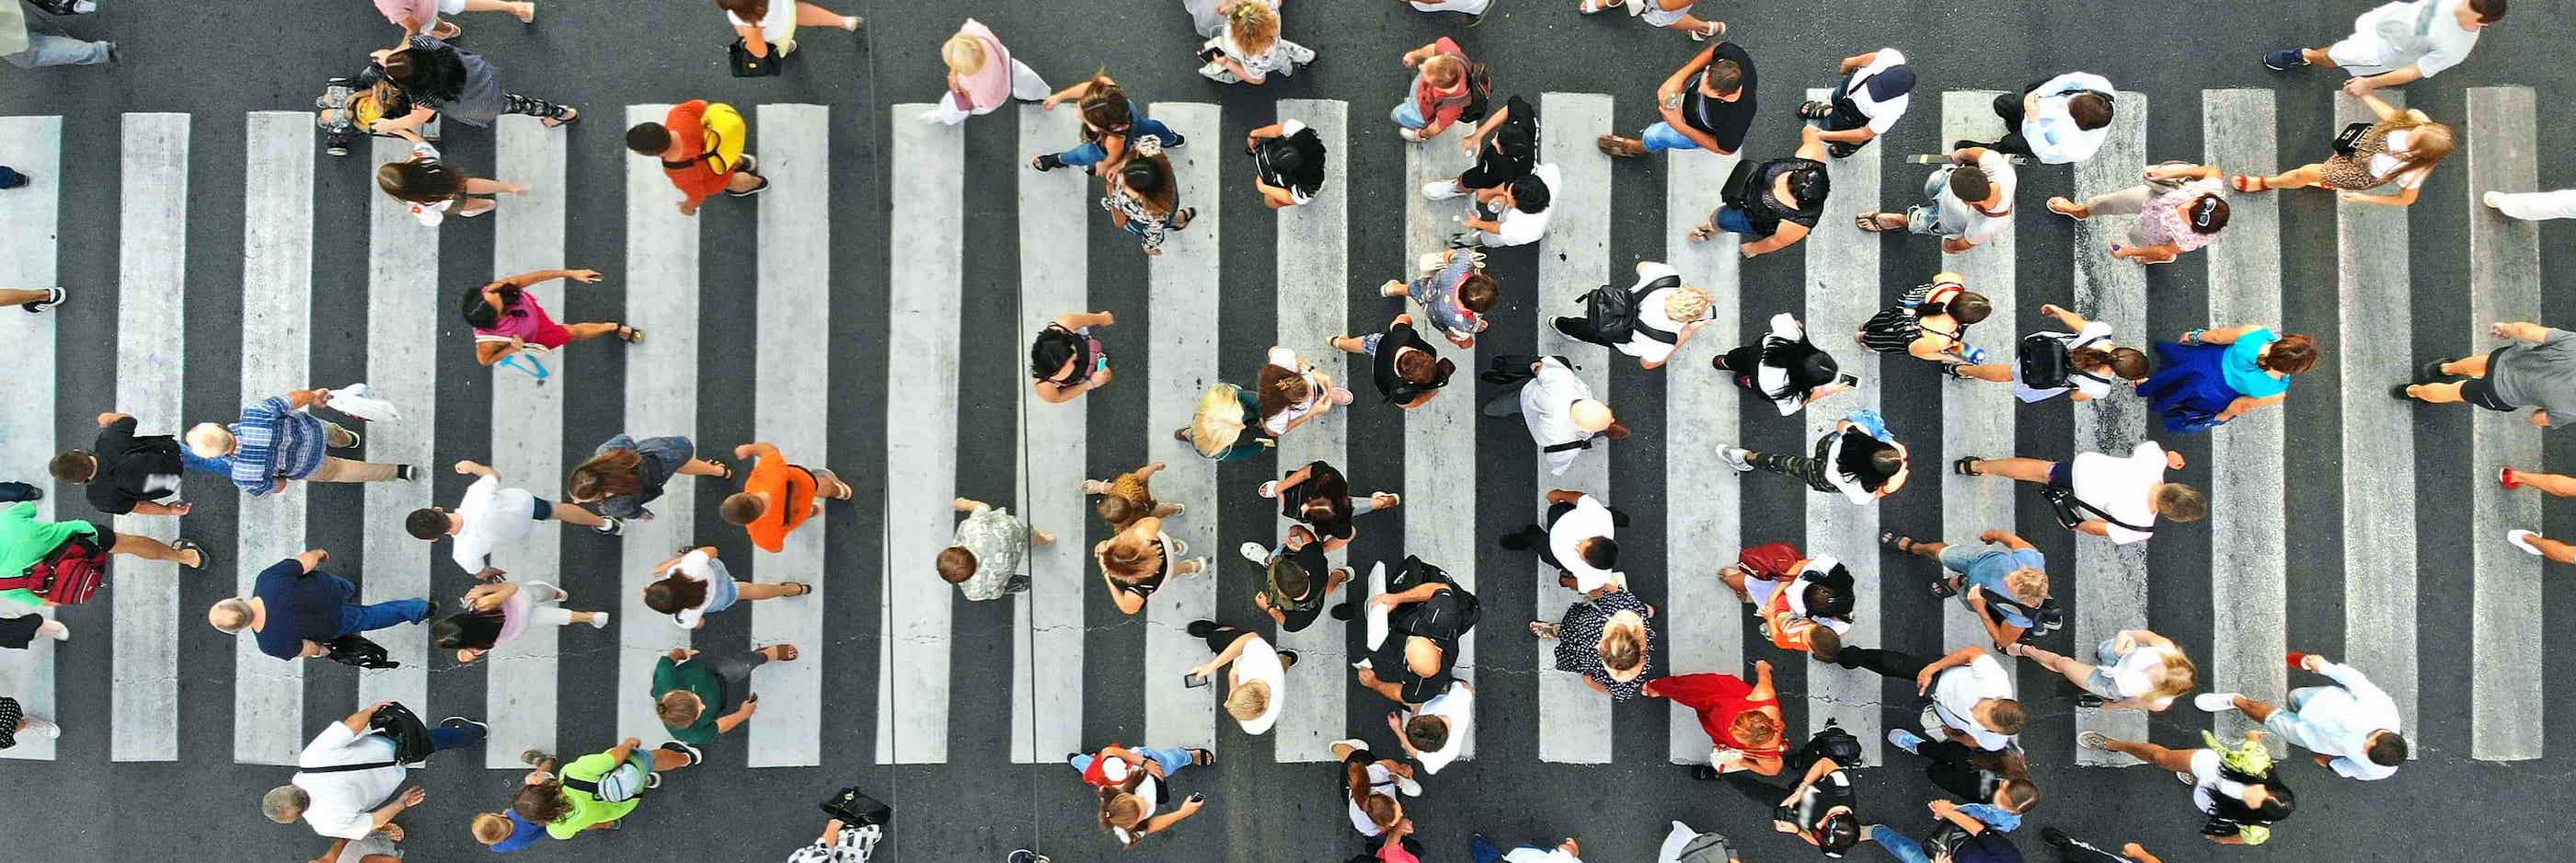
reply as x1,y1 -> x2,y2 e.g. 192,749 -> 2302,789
1238,542 -> 1271,565
2505,529 -> 2545,557
40,618 -> 69,641
2194,692 -> 2242,713
587,612 -> 611,630
1718,446 -> 1754,472
1420,180 -> 1466,201
26,717 -> 60,740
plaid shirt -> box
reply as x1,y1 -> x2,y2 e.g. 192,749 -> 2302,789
225,397 -> 329,495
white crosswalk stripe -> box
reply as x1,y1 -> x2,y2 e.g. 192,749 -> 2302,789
1141,102 -> 1225,755
483,113 -> 571,768
1403,121 -> 1478,765
878,103 -> 963,765
2068,92 -> 2150,767
2334,91 -> 2420,746
748,103 -> 831,767
1802,86 -> 1883,765
2463,86 -> 2543,762
357,134 -> 438,716
0,114 -> 63,763
1010,104 -> 1089,765
2202,89 -> 2290,751
1663,145 -> 1740,765
110,112 -> 189,763
1534,92 -> 1614,765
234,110 -> 316,767
1272,98 -> 1350,764
1938,92 -> 2016,652
619,103 -> 707,748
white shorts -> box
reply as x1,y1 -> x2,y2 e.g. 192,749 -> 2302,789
437,0 -> 468,14
1640,1 -> 1691,26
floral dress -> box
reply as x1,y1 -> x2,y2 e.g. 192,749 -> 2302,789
1099,191 -> 1179,252
1554,588 -> 1655,701
1195,0 -> 1317,84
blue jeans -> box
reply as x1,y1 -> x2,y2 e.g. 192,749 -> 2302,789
1641,121 -> 1704,153
428,719 -> 486,753
1867,825 -> 1935,863
1058,119 -> 1180,167
1068,746 -> 1193,777
1711,205 -> 1756,235
3,32 -> 112,68
1391,99 -> 1429,130
338,599 -> 431,637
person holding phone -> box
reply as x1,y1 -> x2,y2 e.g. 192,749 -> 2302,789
1075,743 -> 1211,849
1183,621 -> 1294,736
1031,312 -> 1119,403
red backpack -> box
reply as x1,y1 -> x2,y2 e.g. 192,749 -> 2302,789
0,536 -> 109,605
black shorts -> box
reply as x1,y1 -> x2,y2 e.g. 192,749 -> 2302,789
2048,460 -> 2074,489
529,496 -> 555,520
2462,349 -> 2517,411
83,519 -> 116,549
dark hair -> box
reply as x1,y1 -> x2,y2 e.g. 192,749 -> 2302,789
1404,716 -> 1448,753
1507,174 -> 1551,213
937,547 -> 977,584
47,450 -> 95,483
1123,155 -> 1179,213
2188,195 -> 2230,234
2261,333 -> 2319,374
643,573 -> 709,615
458,282 -> 513,329
1947,167 -> 1993,202
1294,466 -> 1353,536
1579,537 -> 1618,570
714,0 -> 770,21
378,46 -> 466,101
1492,119 -> 1535,155
2067,92 -> 2114,131
1786,167 -> 1831,209
432,611 -> 503,650
1800,582 -> 1854,620
1030,326 -> 1085,382
2106,346 -> 2151,380
567,449 -> 645,501
2366,732 -> 2408,766
1394,349 -> 1437,384
1121,157 -> 1163,194
1703,58 -> 1744,95
625,122 -> 673,156
1095,493 -> 1141,526
1256,364 -> 1310,419
1270,557 -> 1311,597
1817,811 -> 1860,854
1457,272 -> 1499,312
1077,74 -> 1134,132
719,492 -> 765,526
376,159 -> 463,204
2469,0 -> 2505,22
512,781 -> 571,824
404,508 -> 449,541
1986,699 -> 2029,733
1938,291 -> 1995,325
2213,777 -> 2295,824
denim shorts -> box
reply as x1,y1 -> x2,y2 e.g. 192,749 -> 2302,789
701,558 -> 742,615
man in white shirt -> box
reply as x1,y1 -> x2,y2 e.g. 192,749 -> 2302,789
1959,72 -> 2114,165
1803,48 -> 1913,159
261,701 -> 487,839
2197,652 -> 2407,780
1501,489 -> 1624,595
406,460 -> 621,580
1388,680 -> 1473,774
1957,443 -> 2208,545
1459,164 -> 1560,247
1550,260 -> 1716,370
2267,0 -> 2502,96
1864,146 -> 2015,253
1830,644 -> 2025,752
1482,356 -> 1619,476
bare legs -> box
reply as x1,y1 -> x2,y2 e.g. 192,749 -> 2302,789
454,178 -> 529,218
2403,354 -> 2490,402
792,2 -> 861,29
549,501 -> 612,528
110,533 -> 204,569
1951,363 -> 2017,384
2093,737 -> 2201,774
2249,164 -> 2329,191
736,581 -> 811,601
1959,456 -> 2055,483
2009,643 -> 2102,692
0,288 -> 51,305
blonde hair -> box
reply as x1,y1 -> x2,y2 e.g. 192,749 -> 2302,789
185,422 -> 235,458
941,35 -> 987,75
1225,680 -> 1272,722
1101,791 -> 1146,831
1227,1 -> 1281,54
2149,652 -> 2201,701
1190,385 -> 1249,456
1421,53 -> 1466,88
1663,286 -> 1715,323
2005,568 -> 2051,602
2382,113 -> 2455,178
1600,619 -> 1646,673
472,812 -> 516,845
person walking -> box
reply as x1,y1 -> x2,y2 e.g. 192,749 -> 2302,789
2196,651 -> 2407,780
2484,187 -> 2576,221
2398,320 -> 2576,426
1802,49 -> 1914,158
1423,95 -> 1539,201
1335,312 -> 1455,408
567,433 -> 730,521
2009,629 -> 2196,711
1381,248 -> 1497,349
1097,515 -> 1206,616
1949,305 -> 2150,404
2,1 -> 109,69
1954,72 -> 2115,165
365,20 -> 578,129
434,579 -> 607,664
1179,384 -> 1277,463
373,0 -> 535,41
1720,545 -> 1856,658
938,496 -> 1052,601
642,547 -> 811,628
2040,830 -> 2165,863
1883,530 -> 2053,650
1717,312 -> 1854,417
1402,0 -> 1489,20
190,388 -> 414,496
1883,726 -> 2041,830
1647,662 -> 1787,777
1102,144 -> 1195,256
1185,620 -> 1294,736
1707,723 -> 1864,857
2138,324 -> 2317,432
52,411 -> 226,517
376,132 -> 527,224
463,268 -> 638,366
1532,583 -> 1656,701
1857,276 -> 1993,369
1862,800 -> 2024,863
1260,461 -> 1397,552
654,645 -> 799,745
1030,311 -> 1118,403
627,99 -> 767,216
0,694 -> 60,751
0,501 -> 204,612
717,0 -> 860,62
2077,729 -> 2293,846
1032,72 -> 1184,176
1248,119 -> 1328,208
1071,743 -> 1212,849
1355,558 -> 1478,707
1455,164 -> 1561,248
1332,737 -> 1422,839
1857,145 -> 2015,254
408,460 -> 622,581
2046,163 -> 2230,264
1551,260 -> 1717,371
0,284 -> 64,312
1596,39 -> 1754,158
1954,443 -> 2205,545
1390,38 -> 1480,142
1470,834 -> 1584,863
1255,347 -> 1352,439
2229,92 -> 2450,207
1501,489 -> 1627,595
514,736 -> 704,839
724,441 -> 855,553
1081,460 -> 1184,531
1193,0 -> 1315,86
1485,355 -> 1623,476
470,803 -> 548,853
921,18 -> 1045,125
1716,413 -> 1911,505
1830,644 -> 2027,753
209,549 -> 430,662
2263,0 -> 2502,94
1694,126 -> 1831,258
1386,679 -> 1472,775
262,702 -> 484,839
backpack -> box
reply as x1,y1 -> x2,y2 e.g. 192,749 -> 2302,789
1672,832 -> 1737,863
2017,331 -> 2110,392
1454,63 -> 1497,124
1719,159 -> 1760,209
1583,274 -> 1683,346
0,534 -> 109,605
367,701 -> 437,764
1984,593 -> 2064,643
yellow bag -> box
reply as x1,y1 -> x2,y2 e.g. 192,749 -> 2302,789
699,102 -> 750,174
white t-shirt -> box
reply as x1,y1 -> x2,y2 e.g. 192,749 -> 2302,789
1260,347 -> 1329,435
1842,48 -> 1912,133
450,475 -> 538,573
1548,494 -> 1621,593
2013,322 -> 2118,403
403,142 -> 452,226
1927,654 -> 2017,751
1503,848 -> 1581,863
2069,441 -> 2168,545
1346,761 -> 1398,836
1110,772 -> 1162,846
726,0 -> 798,41
1614,262 -> 1705,365
2107,643 -> 2180,709
1519,357 -> 1597,476
1409,682 -> 1473,775
2363,129 -> 2437,190
665,549 -> 721,627
1484,163 -> 1562,247
1231,635 -> 1285,735
1935,149 -> 2018,243
292,724 -> 407,839
2332,0 -> 2481,77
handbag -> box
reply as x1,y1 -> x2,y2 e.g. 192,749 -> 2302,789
327,634 -> 403,671
2036,484 -> 2155,535
367,701 -> 437,764
324,383 -> 402,423
820,786 -> 893,826
2329,121 -> 2373,156
493,347 -> 554,384
0,534 -> 109,605
729,39 -> 785,77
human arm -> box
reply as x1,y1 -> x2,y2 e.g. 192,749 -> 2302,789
1915,645 -> 1985,694
1458,102 -> 1513,155
2186,324 -> 2267,345
312,838 -> 352,863
1780,754 -> 1841,805
1191,632 -> 1261,679
1374,580 -> 1450,611
1133,794 -> 1206,840
341,699 -> 392,736
2112,242 -> 2183,263
364,787 -> 429,833
734,441 -> 783,464
714,693 -> 761,735
736,21 -> 771,57
2123,844 -> 2164,863
2345,67 -> 2424,98
1356,667 -> 1407,702
1965,588 -> 2030,650
1979,529 -> 2037,551
1928,800 -> 1990,834
499,269 -> 604,288
476,337 -> 526,365
1041,78 -> 1098,110
1741,222 -> 1807,258
454,459 -> 497,479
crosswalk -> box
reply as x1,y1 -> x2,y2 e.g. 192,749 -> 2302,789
0,85 -> 2558,772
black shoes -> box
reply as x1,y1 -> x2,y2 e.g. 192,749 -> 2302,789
394,464 -> 416,481
1030,153 -> 1067,172
20,287 -> 63,314
1185,619 -> 1218,639
1328,602 -> 1357,622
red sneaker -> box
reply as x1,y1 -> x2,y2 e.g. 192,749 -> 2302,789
2286,651 -> 2314,671
2501,466 -> 2524,489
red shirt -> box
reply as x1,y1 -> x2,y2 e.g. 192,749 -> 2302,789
1657,673 -> 1783,756
1409,38 -> 1474,131
661,100 -> 733,207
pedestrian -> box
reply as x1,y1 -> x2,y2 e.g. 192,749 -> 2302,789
2077,729 -> 2292,846
1102,144 -> 1195,256
1192,0 -> 1315,85
52,411 -> 224,517
1802,49 -> 1914,158
375,133 -> 526,224
1236,525 -> 1348,631
514,737 -> 704,839
2138,324 -> 2316,432
1581,0 -> 1730,38
1695,126 -> 1831,258
0,694 -> 59,750
1332,737 -> 1422,838
1072,743 -> 1212,848
2399,320 -> 2576,425
1552,260 -> 1717,371
1500,488 -> 1627,595
939,496 -> 1052,601
1471,834 -> 1583,863
1716,312 -> 1854,417
0,612 -> 70,651
1597,38 -> 1754,158
1648,662 -> 1787,777
1828,644 -> 2026,752
2046,164 -> 2229,265
462,268 -> 638,366
566,433 -> 730,521
1030,311 -> 1119,403
1032,72 -> 1184,176
627,100 -> 768,216
1385,679 -> 1473,775
1532,583 -> 1656,701
2263,0 -> 2501,94
786,816 -> 882,863
1259,461 -> 1397,552
1883,530 -> 2053,650
1379,247 -> 1498,349
0,501 -> 204,612
209,548 -> 429,662
1484,355 -> 1623,476
1954,73 -> 2115,165
724,441 -> 854,552
654,645 -> 799,745
1709,723 -> 1862,857
1424,95 -> 1538,201
2196,651 -> 2407,780
1857,145 -> 2015,254
1179,383 -> 1278,462
1390,38 -> 1481,142
1081,460 -> 1185,530
1857,276 -> 1993,369
1862,800 -> 2024,863
1355,558 -> 1478,707
642,547 -> 812,628
1334,312 -> 1456,408
409,460 -> 623,582
2039,830 -> 2165,863
1720,544 -> 1855,657
373,0 -> 535,40
1654,823 -> 1742,863
1248,119 -> 1328,208
1402,0 -> 1489,19
717,0 -> 860,62
2009,629 -> 2195,711
365,21 -> 578,129
0,1 -> 110,68
1255,347 -> 1353,438
1954,443 -> 2205,545
921,18 -> 1045,125
1716,413 -> 1912,505
190,388 -> 414,496
1185,620 -> 1294,736
1096,515 -> 1206,616
470,804 -> 548,853
1950,305 -> 2149,403
434,579 -> 607,664
1883,725 -> 2041,826
261,702 -> 483,839
2229,92 -> 2449,206
1455,163 -> 1561,247
0,285 -> 63,312
2483,187 -> 2576,221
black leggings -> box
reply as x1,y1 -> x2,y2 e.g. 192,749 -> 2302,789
502,93 -> 573,120
1202,623 -> 1249,654
1834,645 -> 1933,681
1551,316 -> 1619,349
1750,434 -> 1839,494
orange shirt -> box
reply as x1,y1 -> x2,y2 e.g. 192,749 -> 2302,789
661,100 -> 733,207
742,445 -> 815,552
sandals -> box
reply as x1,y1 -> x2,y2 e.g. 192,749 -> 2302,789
1855,211 -> 1904,233
1797,100 -> 1834,121
615,323 -> 644,344
1686,224 -> 1719,242
2044,197 -> 2086,219
1952,456 -> 1984,477
1257,480 -> 1279,499
171,539 -> 206,570
2230,174 -> 2270,192
781,581 -> 813,597
1527,621 -> 1560,639
707,461 -> 736,480
1880,532 -> 1919,554
1189,747 -> 1214,765
1688,20 -> 1727,41
770,643 -> 801,661
542,107 -> 581,128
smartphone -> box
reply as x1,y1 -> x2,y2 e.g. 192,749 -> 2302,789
1182,672 -> 1210,688
1186,792 -> 1206,804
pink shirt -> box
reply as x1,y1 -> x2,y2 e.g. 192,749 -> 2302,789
373,0 -> 440,26
473,289 -> 558,343
949,19 -> 1015,114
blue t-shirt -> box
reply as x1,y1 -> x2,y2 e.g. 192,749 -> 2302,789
489,810 -> 546,852
1958,548 -> 2044,627
1960,802 -> 2022,834
251,558 -> 355,660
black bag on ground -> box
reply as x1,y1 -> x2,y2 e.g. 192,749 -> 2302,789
821,787 -> 893,826
730,39 -> 785,77
368,701 -> 437,765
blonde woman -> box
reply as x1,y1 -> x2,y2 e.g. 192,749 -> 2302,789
2011,629 -> 2196,712
1096,515 -> 1207,616
1193,0 -> 1315,86
2229,91 -> 2450,207
715,0 -> 858,60
1533,586 -> 1655,701
1177,384 -> 1276,462
921,19 -> 1051,125
1185,621 -> 1294,735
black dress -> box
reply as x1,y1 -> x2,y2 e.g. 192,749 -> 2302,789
1552,589 -> 1654,701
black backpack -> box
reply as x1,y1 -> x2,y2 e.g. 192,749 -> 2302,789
1984,593 -> 2064,643
2017,332 -> 2110,391
1581,274 -> 1683,345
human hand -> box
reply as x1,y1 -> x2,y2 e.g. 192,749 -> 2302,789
1458,132 -> 1480,155
2534,409 -> 2554,428
1915,665 -> 1939,696
569,269 -> 604,282
2341,77 -> 2374,98
666,648 -> 697,662
2299,654 -> 2327,673
398,787 -> 428,808
741,694 -> 762,717
167,502 -> 192,516
1772,820 -> 1800,834
620,737 -> 642,750
678,201 -> 699,216
2166,450 -> 2188,470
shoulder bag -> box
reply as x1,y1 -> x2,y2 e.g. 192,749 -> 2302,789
0,534 -> 109,606
729,39 -> 786,77
2036,484 -> 2155,535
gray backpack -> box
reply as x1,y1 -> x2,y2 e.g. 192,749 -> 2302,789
1673,831 -> 1736,863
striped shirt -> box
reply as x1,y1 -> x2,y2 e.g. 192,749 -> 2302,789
228,397 -> 329,495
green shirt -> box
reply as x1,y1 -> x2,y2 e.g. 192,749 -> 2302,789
650,655 -> 723,745
0,502 -> 99,608
546,751 -> 646,839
